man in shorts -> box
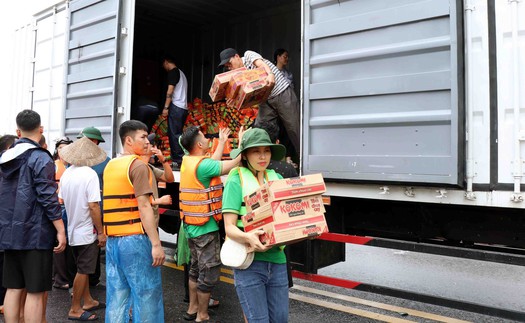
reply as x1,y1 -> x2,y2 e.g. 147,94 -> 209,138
59,137 -> 108,321
178,126 -> 242,322
0,110 -> 66,323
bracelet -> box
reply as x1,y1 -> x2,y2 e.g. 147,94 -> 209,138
164,106 -> 169,110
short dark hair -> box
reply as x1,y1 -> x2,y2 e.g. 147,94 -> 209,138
162,53 -> 176,64
254,121 -> 279,143
119,120 -> 148,145
0,135 -> 18,152
16,109 -> 41,132
180,126 -> 200,152
273,48 -> 288,64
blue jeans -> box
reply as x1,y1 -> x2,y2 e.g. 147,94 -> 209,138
234,261 -> 289,323
105,235 -> 164,323
167,103 -> 188,164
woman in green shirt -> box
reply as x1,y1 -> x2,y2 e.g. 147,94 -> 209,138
222,128 -> 289,323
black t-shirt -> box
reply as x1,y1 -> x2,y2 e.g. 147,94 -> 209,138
167,68 -> 181,86
267,160 -> 298,179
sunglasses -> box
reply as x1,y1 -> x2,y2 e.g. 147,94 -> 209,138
55,136 -> 73,146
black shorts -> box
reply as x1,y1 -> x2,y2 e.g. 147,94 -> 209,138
71,241 -> 99,275
3,249 -> 53,293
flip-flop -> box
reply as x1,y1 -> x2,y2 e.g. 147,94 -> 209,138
53,283 -> 70,290
83,301 -> 106,312
208,298 -> 220,309
68,311 -> 98,321
183,312 -> 197,321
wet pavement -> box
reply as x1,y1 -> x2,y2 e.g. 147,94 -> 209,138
1,244 -> 523,322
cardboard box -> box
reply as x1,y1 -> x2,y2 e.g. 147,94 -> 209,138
254,214 -> 329,247
230,78 -> 271,110
208,67 -> 246,102
242,195 -> 325,228
225,68 -> 268,100
244,173 -> 326,212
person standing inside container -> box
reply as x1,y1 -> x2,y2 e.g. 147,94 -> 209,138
221,128 -> 289,323
218,48 -> 300,159
103,120 -> 165,322
162,54 -> 188,169
273,48 -> 293,88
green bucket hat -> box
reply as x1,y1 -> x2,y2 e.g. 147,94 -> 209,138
77,126 -> 105,143
230,128 -> 286,161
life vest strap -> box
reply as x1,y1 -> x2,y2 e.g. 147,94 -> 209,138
104,217 -> 141,226
104,206 -> 139,214
180,196 -> 222,206
104,194 -> 135,200
182,208 -> 222,217
180,184 -> 224,194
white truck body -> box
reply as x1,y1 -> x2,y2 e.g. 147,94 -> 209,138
6,0 -> 525,214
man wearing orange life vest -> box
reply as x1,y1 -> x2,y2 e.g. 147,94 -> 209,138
178,126 -> 243,323
102,120 -> 165,322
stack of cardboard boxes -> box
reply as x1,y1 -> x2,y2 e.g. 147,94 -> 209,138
241,173 -> 329,247
209,67 -> 272,110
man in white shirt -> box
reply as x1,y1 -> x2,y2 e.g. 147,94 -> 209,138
59,137 -> 108,321
162,54 -> 188,169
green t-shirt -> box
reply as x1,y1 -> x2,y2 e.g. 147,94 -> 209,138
222,168 -> 286,264
184,158 -> 222,239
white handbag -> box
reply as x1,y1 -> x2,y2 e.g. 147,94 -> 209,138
220,238 -> 254,270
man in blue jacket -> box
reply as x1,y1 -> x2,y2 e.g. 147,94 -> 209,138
0,110 -> 66,323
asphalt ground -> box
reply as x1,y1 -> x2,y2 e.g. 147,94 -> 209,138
1,245 -> 522,323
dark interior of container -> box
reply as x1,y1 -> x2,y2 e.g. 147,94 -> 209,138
130,0 -> 301,128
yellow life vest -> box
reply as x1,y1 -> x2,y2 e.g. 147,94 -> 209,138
103,155 -> 150,236
179,155 -> 223,226
237,167 -> 280,228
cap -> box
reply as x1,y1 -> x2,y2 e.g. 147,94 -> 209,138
147,133 -> 156,145
77,126 -> 105,143
218,48 -> 238,67
230,128 -> 286,161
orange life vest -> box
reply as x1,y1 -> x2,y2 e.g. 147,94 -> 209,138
179,155 -> 223,225
55,160 -> 67,182
103,155 -> 150,236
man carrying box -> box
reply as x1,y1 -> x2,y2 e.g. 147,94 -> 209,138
218,48 -> 300,161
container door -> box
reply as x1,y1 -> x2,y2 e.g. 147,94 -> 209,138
302,0 -> 463,185
64,0 -> 121,154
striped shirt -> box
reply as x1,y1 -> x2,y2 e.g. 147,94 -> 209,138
242,50 -> 289,99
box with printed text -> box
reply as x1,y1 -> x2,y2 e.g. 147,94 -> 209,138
225,68 -> 268,100
242,194 -> 325,228
244,173 -> 326,212
230,78 -> 272,110
208,67 -> 247,102
254,214 -> 329,247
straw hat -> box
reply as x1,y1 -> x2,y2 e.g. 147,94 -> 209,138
59,136 -> 107,167
230,128 -> 286,160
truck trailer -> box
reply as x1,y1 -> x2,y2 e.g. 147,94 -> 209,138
6,0 -> 525,273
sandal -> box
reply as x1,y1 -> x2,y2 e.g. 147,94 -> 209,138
208,298 -> 220,309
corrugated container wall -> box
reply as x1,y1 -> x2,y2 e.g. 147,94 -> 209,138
302,0 -> 463,185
